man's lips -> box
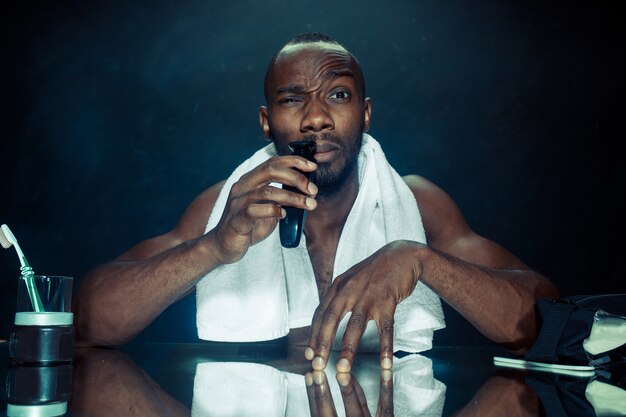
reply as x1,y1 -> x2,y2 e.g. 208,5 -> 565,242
314,143 -> 340,163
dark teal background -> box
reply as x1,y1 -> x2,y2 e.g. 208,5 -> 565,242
1,1 -> 624,345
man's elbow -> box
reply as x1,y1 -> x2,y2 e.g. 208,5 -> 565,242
499,277 -> 561,354
535,275 -> 560,300
498,330 -> 536,355
74,300 -> 138,347
75,321 -> 137,347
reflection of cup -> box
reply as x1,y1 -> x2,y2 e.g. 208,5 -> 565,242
6,363 -> 73,417
9,275 -> 74,364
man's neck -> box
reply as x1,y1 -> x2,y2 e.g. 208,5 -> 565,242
303,169 -> 359,298
304,169 -> 359,241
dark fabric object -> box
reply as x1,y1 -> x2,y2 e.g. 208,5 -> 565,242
526,294 -> 626,366
526,372 -> 596,417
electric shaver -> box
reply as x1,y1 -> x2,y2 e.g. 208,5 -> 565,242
279,140 -> 316,248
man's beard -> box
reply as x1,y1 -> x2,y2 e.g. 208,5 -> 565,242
277,132 -> 363,198
314,133 -> 361,197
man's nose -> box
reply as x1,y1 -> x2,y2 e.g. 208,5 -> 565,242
300,100 -> 334,133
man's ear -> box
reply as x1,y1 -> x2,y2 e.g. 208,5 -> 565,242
259,106 -> 273,141
363,98 -> 372,132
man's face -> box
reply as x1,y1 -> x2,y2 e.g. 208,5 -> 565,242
260,43 -> 371,196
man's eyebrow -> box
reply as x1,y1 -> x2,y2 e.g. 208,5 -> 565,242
275,70 -> 355,95
276,84 -> 307,95
324,69 -> 355,80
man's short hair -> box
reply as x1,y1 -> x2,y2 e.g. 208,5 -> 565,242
263,32 -> 366,103
285,32 -> 340,45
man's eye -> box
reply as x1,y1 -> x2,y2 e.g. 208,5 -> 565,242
329,91 -> 351,100
278,96 -> 301,105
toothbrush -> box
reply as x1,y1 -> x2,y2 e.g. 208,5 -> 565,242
1,224 -> 44,312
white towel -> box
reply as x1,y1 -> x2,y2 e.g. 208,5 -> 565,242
196,134 -> 445,352
191,354 -> 446,417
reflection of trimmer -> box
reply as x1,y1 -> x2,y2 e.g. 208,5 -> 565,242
1,224 -> 44,312
280,140 -> 316,248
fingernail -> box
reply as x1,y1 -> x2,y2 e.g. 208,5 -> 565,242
336,358 -> 351,373
305,197 -> 317,209
307,160 -> 317,168
305,372 -> 313,386
308,182 -> 318,195
381,357 -> 392,369
312,356 -> 326,370
280,208 -> 287,218
381,369 -> 392,382
313,370 -> 325,385
304,347 -> 314,360
336,373 -> 351,387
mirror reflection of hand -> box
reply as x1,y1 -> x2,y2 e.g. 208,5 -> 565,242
305,370 -> 394,417
306,371 -> 338,417
374,370 -> 393,417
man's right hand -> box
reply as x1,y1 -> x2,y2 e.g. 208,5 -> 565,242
211,154 -> 318,264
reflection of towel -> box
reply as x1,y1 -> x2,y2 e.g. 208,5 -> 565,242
191,355 -> 446,417
196,134 -> 445,352
192,362 -> 290,417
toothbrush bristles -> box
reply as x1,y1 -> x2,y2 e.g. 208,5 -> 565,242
0,227 -> 13,249
1,224 -> 44,312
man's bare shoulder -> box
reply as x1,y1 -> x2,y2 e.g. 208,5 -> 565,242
174,180 -> 227,240
402,174 -> 471,246
402,174 -> 451,208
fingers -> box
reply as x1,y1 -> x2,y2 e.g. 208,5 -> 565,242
306,371 -> 375,417
307,300 -> 346,371
308,309 -> 395,373
377,370 -> 394,417
305,371 -> 337,417
226,203 -> 282,234
228,156 -> 318,228
336,311 -> 368,373
337,373 -> 371,417
231,184 -> 316,224
236,155 -> 318,196
215,155 -> 318,262
336,309 -> 394,373
227,184 -> 318,240
306,263 -> 370,370
307,298 -> 396,372
377,314 -> 395,370
253,184 -> 317,210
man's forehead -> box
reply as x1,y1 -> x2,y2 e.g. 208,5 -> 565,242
272,42 -> 357,76
264,40 -> 366,101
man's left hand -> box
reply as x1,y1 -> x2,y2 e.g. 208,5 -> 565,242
305,241 -> 422,372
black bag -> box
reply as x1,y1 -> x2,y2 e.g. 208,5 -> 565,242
525,294 -> 626,367
525,363 -> 626,417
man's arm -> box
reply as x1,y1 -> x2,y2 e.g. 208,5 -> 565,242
404,175 -> 559,351
305,175 -> 559,372
75,155 -> 319,346
74,181 -> 226,346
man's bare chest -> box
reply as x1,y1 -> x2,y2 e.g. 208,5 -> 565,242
306,238 -> 338,299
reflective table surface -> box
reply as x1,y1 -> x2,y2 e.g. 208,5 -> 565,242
1,340 -> 623,416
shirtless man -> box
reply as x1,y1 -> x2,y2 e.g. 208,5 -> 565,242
74,32 -> 559,372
